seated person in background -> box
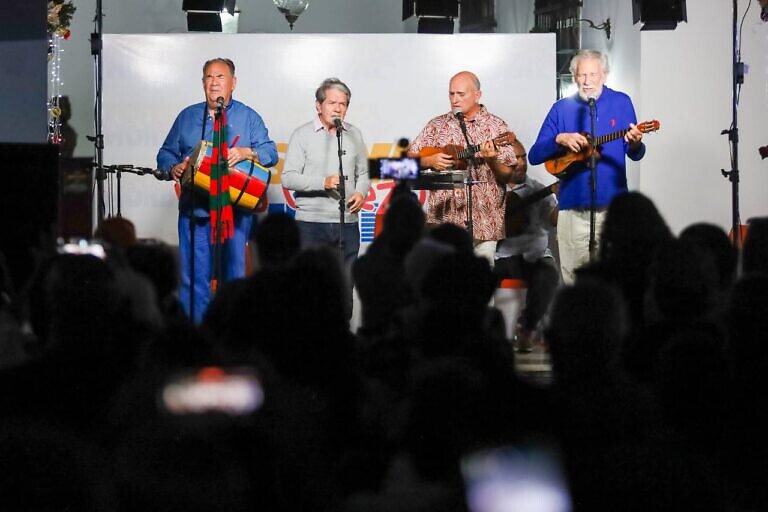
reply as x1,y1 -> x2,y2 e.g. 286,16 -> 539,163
495,140 -> 559,352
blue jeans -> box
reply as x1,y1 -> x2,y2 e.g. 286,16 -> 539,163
178,212 -> 253,324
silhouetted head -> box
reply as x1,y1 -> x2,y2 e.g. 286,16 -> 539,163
679,222 -> 736,289
742,216 -> 768,275
546,279 -> 629,384
95,217 -> 137,250
381,194 -> 425,256
427,222 -> 474,254
648,238 -> 717,323
599,191 -> 672,264
255,212 -> 301,269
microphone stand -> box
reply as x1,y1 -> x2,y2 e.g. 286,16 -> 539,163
89,0 -> 106,222
335,121 -> 347,255
456,112 -> 476,240
587,97 -> 598,262
720,0 -> 743,248
96,161 -> 164,220
212,103 -> 224,294
99,165 -> 156,217
188,105 -> 209,323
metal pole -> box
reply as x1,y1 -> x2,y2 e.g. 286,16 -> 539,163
90,0 -> 105,224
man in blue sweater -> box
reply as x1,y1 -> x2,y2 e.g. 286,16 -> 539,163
529,50 -> 645,283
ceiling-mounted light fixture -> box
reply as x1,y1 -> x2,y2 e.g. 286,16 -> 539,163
273,0 -> 309,30
632,0 -> 687,31
182,0 -> 240,33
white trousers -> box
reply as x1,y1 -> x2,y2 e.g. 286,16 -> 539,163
556,209 -> 607,284
473,239 -> 497,268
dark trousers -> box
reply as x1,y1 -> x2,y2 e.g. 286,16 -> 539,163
495,255 -> 560,331
297,221 -> 360,267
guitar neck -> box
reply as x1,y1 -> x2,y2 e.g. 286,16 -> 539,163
456,134 -> 508,160
457,143 -> 481,160
508,183 -> 556,213
594,128 -> 631,146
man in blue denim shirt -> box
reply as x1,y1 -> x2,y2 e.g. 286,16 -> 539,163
157,58 -> 277,323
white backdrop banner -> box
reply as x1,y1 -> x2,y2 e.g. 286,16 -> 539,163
103,33 -> 555,244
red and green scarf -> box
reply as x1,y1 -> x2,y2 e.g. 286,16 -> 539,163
210,109 -> 234,243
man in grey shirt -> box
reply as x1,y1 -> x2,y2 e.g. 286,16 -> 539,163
281,77 -> 370,266
495,140 -> 559,351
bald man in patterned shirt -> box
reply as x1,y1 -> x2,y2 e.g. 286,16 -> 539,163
408,71 -> 516,265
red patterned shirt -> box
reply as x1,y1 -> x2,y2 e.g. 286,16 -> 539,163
409,106 -> 516,241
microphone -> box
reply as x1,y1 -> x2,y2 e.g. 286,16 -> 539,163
122,165 -> 168,179
452,107 -> 464,121
397,137 -> 410,157
133,166 -> 160,176
332,117 -> 343,130
587,96 -> 596,107
216,96 -> 225,113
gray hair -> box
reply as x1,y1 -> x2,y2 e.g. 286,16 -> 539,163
569,50 -> 609,76
315,78 -> 351,105
203,58 -> 235,77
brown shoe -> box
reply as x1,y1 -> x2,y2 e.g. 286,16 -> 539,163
514,328 -> 534,353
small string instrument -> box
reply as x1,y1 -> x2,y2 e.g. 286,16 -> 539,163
504,182 -> 558,237
544,120 -> 660,176
419,131 -> 516,170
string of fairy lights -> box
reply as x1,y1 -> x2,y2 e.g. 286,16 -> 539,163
48,33 -> 64,145
47,0 -> 75,147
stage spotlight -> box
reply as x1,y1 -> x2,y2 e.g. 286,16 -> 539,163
405,0 -> 458,32
183,0 -> 240,33
632,0 -> 687,31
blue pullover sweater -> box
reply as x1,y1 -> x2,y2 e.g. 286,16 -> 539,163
528,86 -> 645,210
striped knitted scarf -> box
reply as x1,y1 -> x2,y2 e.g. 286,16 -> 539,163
210,108 -> 234,243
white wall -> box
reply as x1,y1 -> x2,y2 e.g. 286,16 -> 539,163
638,0 -> 768,234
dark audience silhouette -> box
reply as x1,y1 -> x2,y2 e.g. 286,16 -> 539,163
0,187 -> 764,512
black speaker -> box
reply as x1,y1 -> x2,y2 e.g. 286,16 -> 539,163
182,0 -> 235,12
186,12 -> 223,32
0,143 -> 59,291
415,0 -> 458,18
417,17 -> 455,34
633,0 -> 687,30
59,158 -> 94,241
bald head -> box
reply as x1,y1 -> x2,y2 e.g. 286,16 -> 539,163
450,71 -> 481,90
449,71 -> 482,119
